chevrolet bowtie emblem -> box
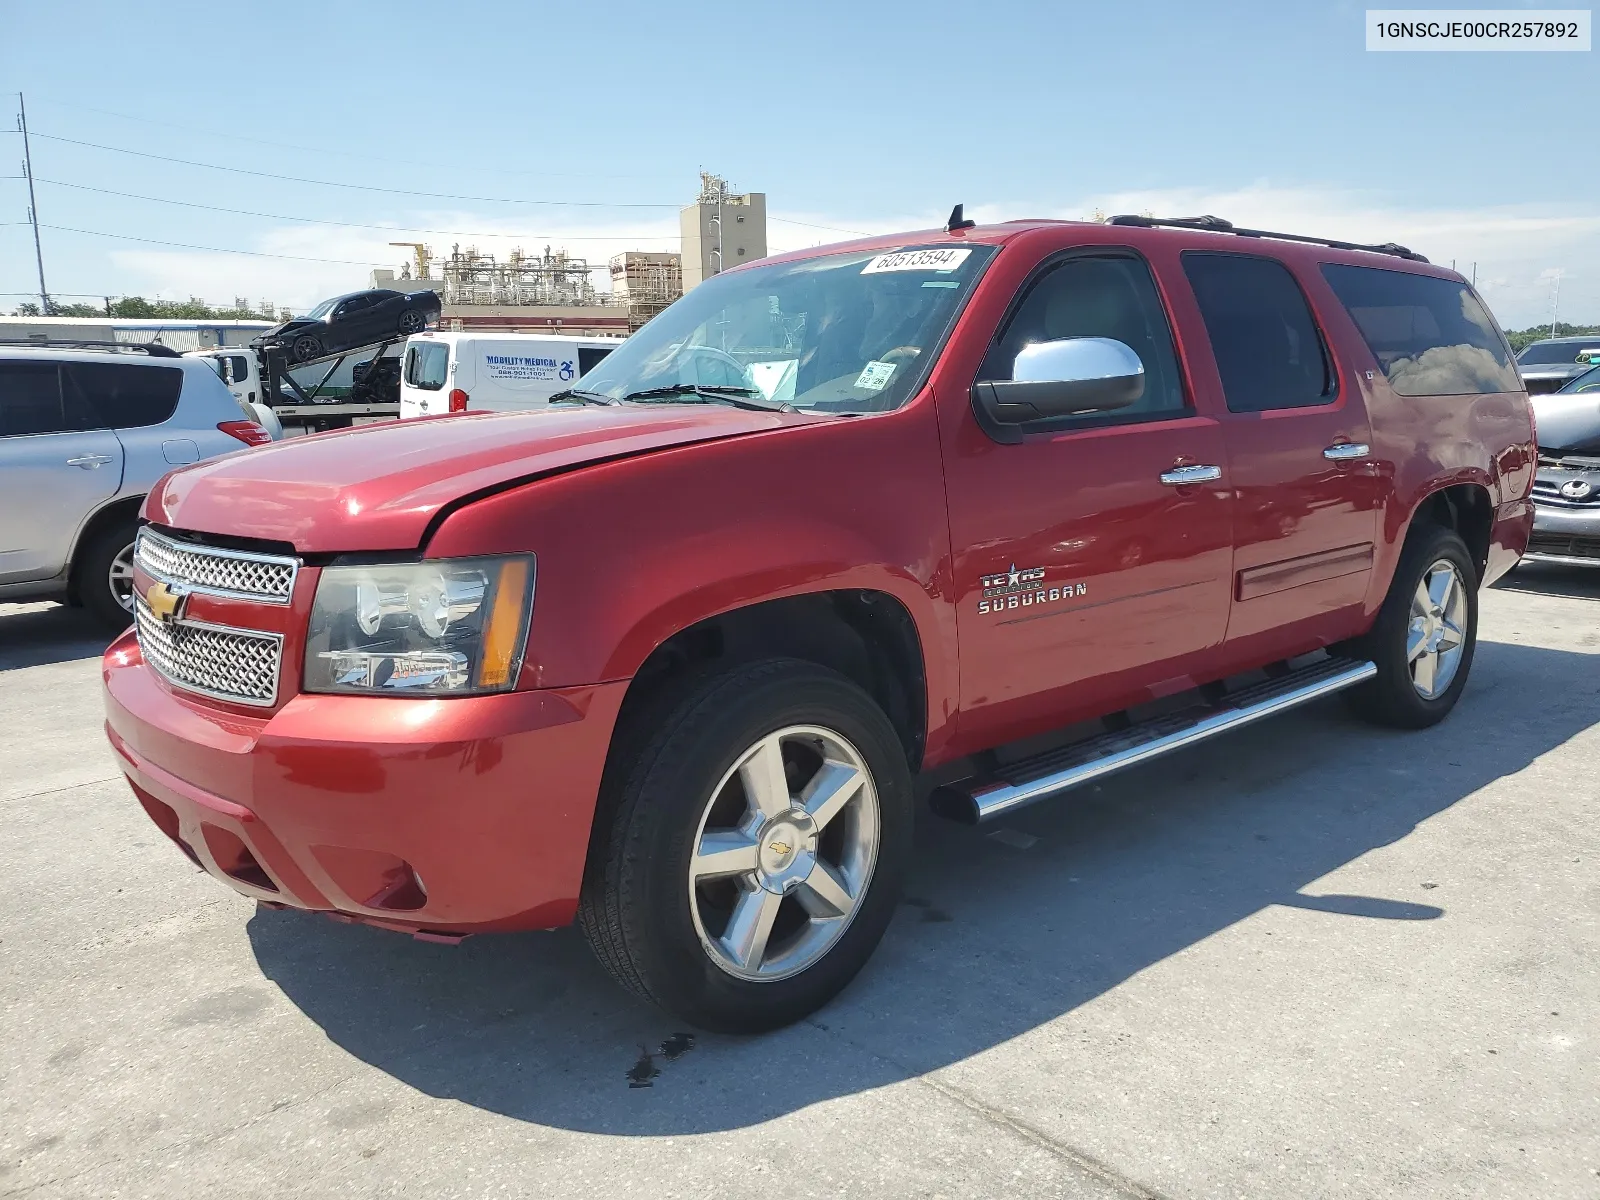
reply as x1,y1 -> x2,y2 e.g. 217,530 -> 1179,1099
144,580 -> 188,623
768,840 -> 792,857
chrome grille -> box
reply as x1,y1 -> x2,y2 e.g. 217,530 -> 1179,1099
135,528 -> 299,604
134,601 -> 283,707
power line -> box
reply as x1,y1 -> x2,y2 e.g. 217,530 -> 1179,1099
770,215 -> 872,236
33,177 -> 677,242
27,95 -> 659,182
26,95 -> 662,183
29,131 -> 680,208
38,222 -> 395,266
35,175 -> 864,241
20,131 -> 874,236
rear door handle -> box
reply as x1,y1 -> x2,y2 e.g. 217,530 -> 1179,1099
1323,442 -> 1370,461
1159,464 -> 1223,486
65,454 -> 115,469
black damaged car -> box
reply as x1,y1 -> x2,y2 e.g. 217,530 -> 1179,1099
255,289 -> 441,363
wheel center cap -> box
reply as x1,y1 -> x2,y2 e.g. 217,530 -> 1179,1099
756,810 -> 819,894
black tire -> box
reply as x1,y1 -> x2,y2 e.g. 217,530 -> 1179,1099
77,518 -> 138,633
397,308 -> 425,334
1343,525 -> 1478,729
290,334 -> 322,363
579,658 -> 913,1033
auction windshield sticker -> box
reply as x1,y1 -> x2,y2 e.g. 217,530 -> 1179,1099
1367,9 -> 1591,50
862,248 -> 973,274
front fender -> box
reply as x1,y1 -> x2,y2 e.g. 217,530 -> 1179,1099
424,404 -> 960,759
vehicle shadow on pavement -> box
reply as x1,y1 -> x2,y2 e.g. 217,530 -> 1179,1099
1491,562 -> 1600,602
248,635 -> 1599,1136
0,604 -> 115,669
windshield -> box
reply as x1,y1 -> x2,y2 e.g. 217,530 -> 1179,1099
1557,365 -> 1600,394
1519,339 -> 1600,365
304,298 -> 337,320
576,244 -> 996,413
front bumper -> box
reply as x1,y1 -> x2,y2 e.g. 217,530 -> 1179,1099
103,630 -> 627,935
1526,502 -> 1600,566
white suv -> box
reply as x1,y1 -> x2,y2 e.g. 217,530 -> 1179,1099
0,342 -> 274,629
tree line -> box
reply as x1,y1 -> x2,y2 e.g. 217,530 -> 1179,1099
9,297 -> 286,320
1503,323 -> 1600,353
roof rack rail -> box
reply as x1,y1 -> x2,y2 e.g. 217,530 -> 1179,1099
1105,214 -> 1428,263
0,339 -> 184,358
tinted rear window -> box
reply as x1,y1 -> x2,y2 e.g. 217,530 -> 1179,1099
0,363 -> 69,436
1182,252 -> 1334,412
0,362 -> 112,435
1519,340 -> 1600,365
1321,264 -> 1519,396
62,362 -> 183,429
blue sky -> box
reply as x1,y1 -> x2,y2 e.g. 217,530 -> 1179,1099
3,0 -> 1596,326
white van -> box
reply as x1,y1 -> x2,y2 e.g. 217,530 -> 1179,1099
398,332 -> 626,419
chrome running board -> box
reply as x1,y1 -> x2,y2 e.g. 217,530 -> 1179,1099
930,658 -> 1376,826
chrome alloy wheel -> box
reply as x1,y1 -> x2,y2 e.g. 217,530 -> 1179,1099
688,725 -> 880,982
1407,559 -> 1468,699
109,543 -> 136,612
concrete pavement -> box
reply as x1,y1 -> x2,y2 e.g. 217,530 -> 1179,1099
1,574 -> 1596,1198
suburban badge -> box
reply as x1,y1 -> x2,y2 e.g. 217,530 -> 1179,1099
977,563 -> 1086,615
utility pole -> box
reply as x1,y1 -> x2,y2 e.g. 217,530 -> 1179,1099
1550,271 -> 1563,338
17,92 -> 50,315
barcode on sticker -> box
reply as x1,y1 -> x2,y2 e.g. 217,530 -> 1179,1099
862,248 -> 972,274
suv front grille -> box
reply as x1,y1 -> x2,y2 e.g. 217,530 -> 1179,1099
134,600 -> 283,707
135,528 -> 299,604
1531,480 -> 1600,505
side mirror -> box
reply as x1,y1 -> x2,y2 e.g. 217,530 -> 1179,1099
971,337 -> 1145,430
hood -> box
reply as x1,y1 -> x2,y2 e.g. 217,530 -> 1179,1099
1533,390 -> 1600,458
148,405 -> 821,552
258,318 -> 317,339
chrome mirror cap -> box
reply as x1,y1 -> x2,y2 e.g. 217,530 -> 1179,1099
1013,337 -> 1145,387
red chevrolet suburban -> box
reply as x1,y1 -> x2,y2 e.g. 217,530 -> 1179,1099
103,213 -> 1534,1032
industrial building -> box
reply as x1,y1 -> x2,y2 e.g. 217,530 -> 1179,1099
366,174 -> 768,337
680,173 -> 768,290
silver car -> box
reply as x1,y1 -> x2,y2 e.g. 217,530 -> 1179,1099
1527,364 -> 1600,566
0,342 -> 274,629
1517,335 -> 1600,394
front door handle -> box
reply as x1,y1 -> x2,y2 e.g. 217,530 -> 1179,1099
1323,442 -> 1370,461
65,454 -> 115,469
1159,464 -> 1223,486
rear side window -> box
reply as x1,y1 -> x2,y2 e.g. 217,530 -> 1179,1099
1321,264 -> 1519,396
404,343 -> 448,390
0,362 -> 111,435
578,346 -> 614,376
62,362 -> 183,429
0,363 -> 69,436
1182,252 -> 1334,412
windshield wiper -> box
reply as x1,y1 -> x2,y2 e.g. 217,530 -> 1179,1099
622,384 -> 792,412
549,387 -> 618,406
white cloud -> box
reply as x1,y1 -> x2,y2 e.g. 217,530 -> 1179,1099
101,184 -> 1599,329
966,184 -> 1599,329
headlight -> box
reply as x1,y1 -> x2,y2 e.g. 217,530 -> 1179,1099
304,556 -> 534,696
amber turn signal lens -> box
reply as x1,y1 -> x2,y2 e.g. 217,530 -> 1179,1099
475,560 -> 532,689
